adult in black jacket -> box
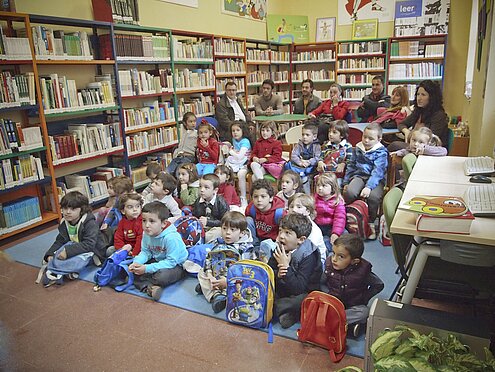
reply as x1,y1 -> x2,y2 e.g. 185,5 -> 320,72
215,81 -> 252,142
357,75 -> 391,122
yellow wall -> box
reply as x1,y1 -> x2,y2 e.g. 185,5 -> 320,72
15,0 -> 472,126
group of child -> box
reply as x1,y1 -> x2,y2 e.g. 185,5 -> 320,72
41,107 -> 448,333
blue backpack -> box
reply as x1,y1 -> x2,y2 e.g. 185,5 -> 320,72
226,260 -> 275,342
174,216 -> 205,247
248,205 -> 284,224
205,243 -> 241,278
93,249 -> 134,292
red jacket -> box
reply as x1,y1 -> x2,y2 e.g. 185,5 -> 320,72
314,194 -> 346,236
310,99 -> 349,120
218,183 -> 240,206
197,137 -> 219,164
114,215 -> 143,256
245,196 -> 286,240
250,137 -> 283,163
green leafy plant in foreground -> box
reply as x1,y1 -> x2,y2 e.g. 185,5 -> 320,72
369,325 -> 495,371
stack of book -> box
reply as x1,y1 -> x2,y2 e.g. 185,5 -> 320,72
0,196 -> 42,235
131,165 -> 148,188
270,70 -> 288,83
32,27 -> 93,60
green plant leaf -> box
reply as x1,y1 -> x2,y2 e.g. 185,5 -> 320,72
335,367 -> 363,372
375,356 -> 416,372
370,330 -> 403,361
394,340 -> 417,359
408,358 -> 437,372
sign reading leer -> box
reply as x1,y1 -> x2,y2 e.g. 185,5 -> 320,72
395,0 -> 423,18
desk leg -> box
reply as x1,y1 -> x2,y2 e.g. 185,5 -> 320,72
401,244 -> 441,304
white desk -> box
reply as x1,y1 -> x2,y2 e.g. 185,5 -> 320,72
409,156 -> 495,185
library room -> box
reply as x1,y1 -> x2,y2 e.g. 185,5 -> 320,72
1,0 -> 494,370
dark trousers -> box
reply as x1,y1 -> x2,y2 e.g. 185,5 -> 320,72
133,265 -> 185,291
344,177 -> 384,222
275,293 -> 308,318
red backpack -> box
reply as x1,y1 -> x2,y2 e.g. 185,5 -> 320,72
297,291 -> 347,363
345,200 -> 372,239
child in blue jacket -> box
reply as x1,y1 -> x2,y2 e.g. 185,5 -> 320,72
129,201 -> 187,301
342,123 -> 388,240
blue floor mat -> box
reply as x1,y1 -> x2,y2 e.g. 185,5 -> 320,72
5,228 -> 399,359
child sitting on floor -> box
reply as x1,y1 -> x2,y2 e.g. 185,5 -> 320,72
269,213 -> 322,329
129,201 -> 187,301
342,123 -> 388,240
195,211 -> 254,313
176,163 -> 200,207
215,165 -> 240,208
276,170 -> 303,209
322,234 -> 384,336
143,172 -> 182,221
192,174 -> 230,243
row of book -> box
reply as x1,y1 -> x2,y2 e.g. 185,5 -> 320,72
0,196 -> 42,234
270,71 -> 289,82
292,69 -> 335,82
119,69 -> 173,97
123,100 -> 175,129
176,95 -> 214,118
0,71 -> 36,108
338,41 -> 386,55
126,126 -> 177,156
31,27 -> 92,60
293,50 -> 335,62
342,88 -> 372,100
246,49 -> 270,62
0,29 -> 31,59
217,77 -> 245,94
175,68 -> 215,91
247,70 -> 270,84
214,38 -> 244,56
389,62 -> 444,79
388,84 -> 416,99
390,41 -> 445,59
1,155 -> 44,191
64,174 -> 109,204
0,120 -> 43,155
215,59 -> 246,74
271,51 -> 290,62
49,122 -> 122,164
337,73 -> 374,85
172,38 -> 213,61
100,34 -> 170,61
104,0 -> 140,25
337,57 -> 385,70
39,74 -> 115,113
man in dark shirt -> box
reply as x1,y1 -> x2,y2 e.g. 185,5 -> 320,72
357,75 -> 391,122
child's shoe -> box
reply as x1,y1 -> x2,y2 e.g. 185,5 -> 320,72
211,294 -> 227,313
42,271 -> 63,288
279,312 -> 298,329
368,223 -> 377,240
146,285 -> 163,301
195,283 -> 202,294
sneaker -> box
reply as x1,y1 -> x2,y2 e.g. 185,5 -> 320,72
195,283 -> 202,294
67,273 -> 79,280
146,285 -> 163,301
368,223 -> 377,240
353,323 -> 361,338
42,271 -> 63,288
279,312 -> 298,329
211,294 -> 227,313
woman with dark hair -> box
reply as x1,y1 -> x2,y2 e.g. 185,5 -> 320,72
388,80 -> 449,151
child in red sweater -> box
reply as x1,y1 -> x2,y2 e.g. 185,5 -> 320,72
250,121 -> 284,180
109,192 -> 143,257
215,165 -> 240,208
196,121 -> 219,176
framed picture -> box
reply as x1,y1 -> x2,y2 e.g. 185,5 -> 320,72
352,18 -> 378,40
316,17 -> 336,42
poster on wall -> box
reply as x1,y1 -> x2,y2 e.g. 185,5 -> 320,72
160,0 -> 198,7
338,0 -> 395,25
394,0 -> 451,36
267,15 -> 310,44
222,0 -> 267,21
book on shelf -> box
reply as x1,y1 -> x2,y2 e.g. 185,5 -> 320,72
293,50 -> 335,62
32,26 -> 93,60
0,71 -> 36,108
214,38 -> 244,56
389,62 -> 443,79
65,174 -> 109,202
124,100 -> 175,129
0,27 -> 31,59
126,126 -> 177,154
96,166 -> 124,177
177,95 -> 213,117
100,33 -> 170,60
92,0 -> 140,25
172,37 -> 213,61
416,210 -> 474,235
0,155 -> 44,190
0,196 -> 42,233
246,49 -> 270,62
399,195 -> 469,217
338,41 -> 385,54
119,68 -> 173,96
174,68 -> 215,90
146,152 -> 173,169
0,122 -> 44,154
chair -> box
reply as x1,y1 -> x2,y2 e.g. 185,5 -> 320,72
446,127 -> 454,154
347,127 -> 362,147
285,125 -> 302,145
401,153 -> 417,182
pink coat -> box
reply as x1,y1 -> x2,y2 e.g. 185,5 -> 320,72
314,194 -> 347,236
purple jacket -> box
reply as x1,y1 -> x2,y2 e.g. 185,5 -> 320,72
324,257 -> 372,308
314,194 -> 346,236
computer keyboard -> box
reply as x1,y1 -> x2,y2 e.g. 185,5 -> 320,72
466,184 -> 495,217
464,156 -> 495,175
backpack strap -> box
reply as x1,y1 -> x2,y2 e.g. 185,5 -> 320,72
249,204 -> 255,219
35,261 -> 48,284
297,299 -> 319,341
274,208 -> 284,225
114,259 -> 134,292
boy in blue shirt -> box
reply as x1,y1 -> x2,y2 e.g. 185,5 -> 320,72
129,201 -> 187,301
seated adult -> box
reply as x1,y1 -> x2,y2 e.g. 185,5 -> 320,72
373,85 -> 411,129
308,83 -> 349,144
388,79 -> 449,152
215,81 -> 252,142
254,79 -> 284,116
357,75 -> 391,122
293,78 -> 322,115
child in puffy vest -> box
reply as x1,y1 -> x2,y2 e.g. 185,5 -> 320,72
322,234 -> 383,336
196,211 -> 254,313
269,214 -> 322,329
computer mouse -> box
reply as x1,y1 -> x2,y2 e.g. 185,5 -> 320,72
469,175 -> 493,184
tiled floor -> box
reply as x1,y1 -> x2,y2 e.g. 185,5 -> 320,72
0,226 -> 364,371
